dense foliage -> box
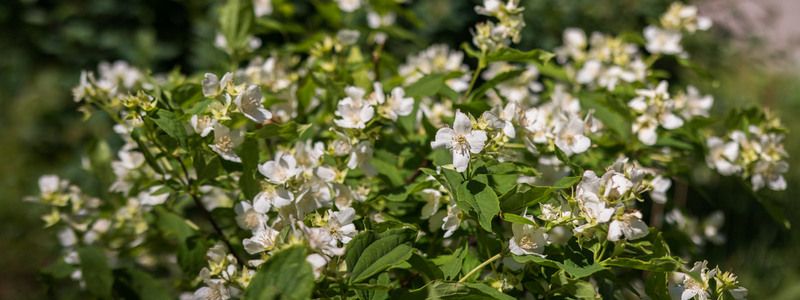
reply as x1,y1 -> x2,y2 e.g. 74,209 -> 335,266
27,0 -> 790,299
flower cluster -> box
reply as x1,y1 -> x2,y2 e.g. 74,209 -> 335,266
644,2 -> 712,55
472,0 -> 526,52
628,81 -> 713,145
556,29 -> 647,90
706,120 -> 789,191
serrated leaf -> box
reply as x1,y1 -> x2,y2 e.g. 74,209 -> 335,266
244,246 -> 314,300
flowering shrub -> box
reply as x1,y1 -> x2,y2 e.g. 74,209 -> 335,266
29,1 -> 787,299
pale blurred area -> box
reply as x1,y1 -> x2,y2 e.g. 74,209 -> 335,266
702,0 -> 800,67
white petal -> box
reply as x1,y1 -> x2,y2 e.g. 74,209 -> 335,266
453,111 -> 472,135
466,130 -> 487,154
431,128 -> 455,149
452,149 -> 470,172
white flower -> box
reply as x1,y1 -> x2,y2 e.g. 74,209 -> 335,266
334,86 -> 374,129
554,116 -> 591,155
254,186 -> 295,212
193,279 -> 232,300
373,84 -> 414,121
607,211 -> 649,241
258,152 -> 301,184
336,29 -> 360,46
706,136 -> 741,176
335,0 -> 361,12
644,26 -> 683,55
306,254 -> 328,279
508,217 -> 548,256
39,175 -> 65,196
442,203 -> 462,238
346,141 -> 376,175
139,185 -> 169,206
650,175 -> 672,204
243,224 -> 280,254
675,261 -> 716,300
304,226 -> 344,257
419,188 -> 442,219
430,111 -> 488,172
483,102 -> 518,138
202,72 -> 233,98
575,171 -> 616,229
367,11 -> 396,29
326,207 -> 357,244
234,200 -> 268,231
253,0 -> 272,17
234,85 -> 272,124
209,124 -> 244,163
399,45 -> 471,92
190,115 -> 217,137
675,86 -> 713,119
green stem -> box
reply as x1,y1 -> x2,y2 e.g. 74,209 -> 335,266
463,51 -> 487,101
458,253 -> 502,283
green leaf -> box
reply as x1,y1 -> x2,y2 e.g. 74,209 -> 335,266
514,256 -> 605,279
78,246 -> 113,299
152,110 -> 188,147
472,183 -> 500,232
156,208 -> 197,242
468,69 -> 524,102
346,231 -> 378,272
501,213 -> 537,226
408,253 -> 444,281
432,246 -> 466,280
486,48 -> 555,64
406,74 -> 445,98
427,281 -> 516,300
603,257 -> 680,272
244,246 -> 315,300
114,268 -> 171,300
349,233 -> 414,283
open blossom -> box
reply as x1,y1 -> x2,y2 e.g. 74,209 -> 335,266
335,0 -> 361,12
243,224 -> 280,254
234,200 -> 268,231
334,86 -> 374,129
209,124 -> 244,163
482,102 -> 518,138
629,81 -> 684,145
191,115 -> 217,137
306,254 -> 328,279
673,261 -> 716,300
574,170 -> 616,232
371,83 -> 414,121
399,45 -> 471,92
644,26 -> 683,55
607,210 -> 649,241
674,86 -> 714,119
253,0 -> 272,17
234,85 -> 272,124
442,203 -> 462,238
325,207 -> 357,244
554,116 -> 591,155
508,216 -> 549,256
254,185 -> 294,213
430,111 -> 488,172
202,72 -> 233,98
419,188 -> 443,219
258,152 -> 301,184
139,185 -> 169,206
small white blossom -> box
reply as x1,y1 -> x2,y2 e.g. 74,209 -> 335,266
431,111 -> 488,172
258,152 -> 301,184
234,85 -> 272,124
191,115 -> 217,137
508,216 -> 548,256
607,210 -> 649,241
334,86 -> 374,129
335,0 -> 361,12
209,124 -> 244,163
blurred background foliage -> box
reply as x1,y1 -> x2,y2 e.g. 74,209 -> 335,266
1,0 -> 797,299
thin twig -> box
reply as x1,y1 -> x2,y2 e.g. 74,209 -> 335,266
458,253 -> 502,283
